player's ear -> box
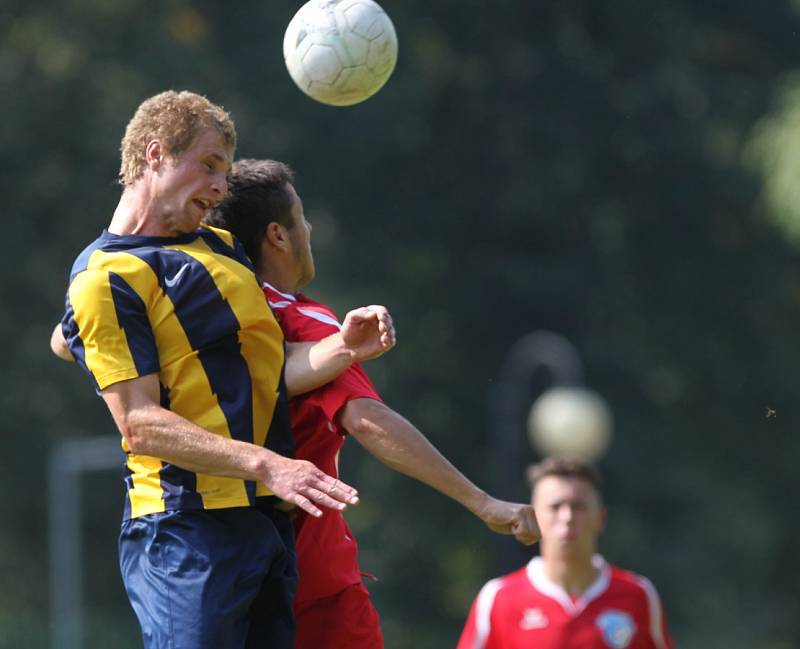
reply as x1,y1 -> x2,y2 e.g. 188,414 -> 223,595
145,140 -> 163,171
264,221 -> 290,251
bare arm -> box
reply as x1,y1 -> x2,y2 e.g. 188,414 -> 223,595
340,398 -> 540,545
284,305 -> 396,398
54,304 -> 396,393
102,373 -> 359,517
50,323 -> 74,361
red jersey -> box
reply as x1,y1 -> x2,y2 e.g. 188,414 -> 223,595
457,556 -> 674,649
263,283 -> 382,604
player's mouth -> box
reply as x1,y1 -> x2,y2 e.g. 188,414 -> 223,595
193,198 -> 213,214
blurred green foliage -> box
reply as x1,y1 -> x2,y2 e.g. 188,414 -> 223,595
3,0 -> 800,647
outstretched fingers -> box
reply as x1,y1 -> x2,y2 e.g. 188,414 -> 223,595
265,457 -> 359,518
294,471 -> 360,518
315,473 -> 360,506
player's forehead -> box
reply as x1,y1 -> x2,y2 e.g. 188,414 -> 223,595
287,182 -> 304,215
533,474 -> 598,503
185,127 -> 233,171
286,181 -> 300,204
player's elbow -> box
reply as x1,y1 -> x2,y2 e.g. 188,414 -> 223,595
50,324 -> 74,362
114,410 -> 153,455
340,398 -> 392,438
117,419 -> 145,454
101,376 -> 164,455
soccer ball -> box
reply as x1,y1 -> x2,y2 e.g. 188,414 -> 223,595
283,0 -> 398,107
527,387 -> 613,462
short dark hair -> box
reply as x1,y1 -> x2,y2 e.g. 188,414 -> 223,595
526,457 -> 603,495
204,158 -> 295,271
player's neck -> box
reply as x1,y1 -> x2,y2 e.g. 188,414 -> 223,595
541,554 -> 599,597
109,185 -> 167,236
258,266 -> 299,295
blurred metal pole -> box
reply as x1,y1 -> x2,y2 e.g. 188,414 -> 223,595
48,436 -> 120,649
488,331 -> 585,574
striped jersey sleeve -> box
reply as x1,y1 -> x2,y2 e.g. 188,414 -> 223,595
62,228 -> 290,519
64,256 -> 159,391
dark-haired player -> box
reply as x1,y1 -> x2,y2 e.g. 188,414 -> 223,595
457,458 -> 675,649
203,158 -> 540,649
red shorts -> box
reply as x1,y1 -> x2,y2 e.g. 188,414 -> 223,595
294,581 -> 383,649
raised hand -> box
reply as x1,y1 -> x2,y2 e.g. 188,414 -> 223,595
340,305 -> 396,361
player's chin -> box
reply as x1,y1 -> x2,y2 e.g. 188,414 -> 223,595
298,267 -> 315,290
176,209 -> 203,233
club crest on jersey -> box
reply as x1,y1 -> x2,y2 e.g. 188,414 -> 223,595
595,610 -> 636,649
519,607 -> 548,630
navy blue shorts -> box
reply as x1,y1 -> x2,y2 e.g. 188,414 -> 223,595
119,505 -> 297,649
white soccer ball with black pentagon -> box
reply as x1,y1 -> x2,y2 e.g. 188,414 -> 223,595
283,0 -> 398,106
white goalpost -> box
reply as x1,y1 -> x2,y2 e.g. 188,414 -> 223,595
48,435 -> 121,649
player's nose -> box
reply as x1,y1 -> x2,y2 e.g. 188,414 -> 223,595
211,172 -> 227,196
558,505 -> 575,522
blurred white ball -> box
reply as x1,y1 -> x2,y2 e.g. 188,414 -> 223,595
528,387 -> 612,462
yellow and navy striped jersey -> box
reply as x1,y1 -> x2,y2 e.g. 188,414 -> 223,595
62,225 -> 293,520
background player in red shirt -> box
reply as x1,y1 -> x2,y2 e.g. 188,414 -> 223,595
457,458 -> 675,649
203,158 -> 541,649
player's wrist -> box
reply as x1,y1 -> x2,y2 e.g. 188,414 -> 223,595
250,446 -> 279,483
463,488 -> 492,517
326,332 -> 359,363
304,334 -> 356,372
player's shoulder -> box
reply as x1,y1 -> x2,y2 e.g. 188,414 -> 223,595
69,230 -> 118,273
263,283 -> 297,309
200,223 -> 234,246
294,293 -> 341,327
479,565 -> 531,600
607,562 -> 661,600
264,285 -> 341,326
69,230 -> 151,281
197,224 -> 254,267
603,560 -> 672,646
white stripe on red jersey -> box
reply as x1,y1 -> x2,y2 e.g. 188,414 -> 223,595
261,282 -> 383,604
473,578 -> 504,649
457,555 -> 675,649
634,574 -> 670,649
297,307 -> 342,329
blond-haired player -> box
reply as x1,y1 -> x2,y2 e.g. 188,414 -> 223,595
53,90 -> 394,649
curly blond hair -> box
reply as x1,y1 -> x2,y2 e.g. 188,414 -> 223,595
118,90 -> 237,186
